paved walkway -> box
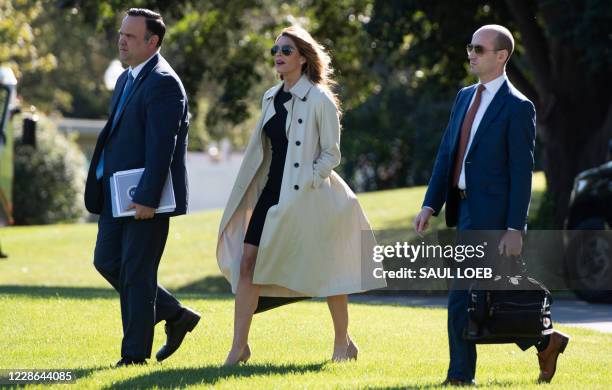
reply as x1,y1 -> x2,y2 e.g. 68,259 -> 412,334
351,294 -> 612,333
186,152 -> 243,212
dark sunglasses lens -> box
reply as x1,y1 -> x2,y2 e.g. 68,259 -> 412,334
467,44 -> 484,54
271,45 -> 280,56
281,45 -> 293,56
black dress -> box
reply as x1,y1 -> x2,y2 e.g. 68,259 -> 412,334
244,88 -> 292,246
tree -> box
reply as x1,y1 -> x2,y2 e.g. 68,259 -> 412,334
504,0 -> 612,225
362,0 -> 612,225
0,0 -> 56,80
62,0 -> 278,147
18,4 -> 116,117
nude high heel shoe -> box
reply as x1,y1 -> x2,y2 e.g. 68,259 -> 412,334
332,339 -> 358,362
223,344 -> 251,366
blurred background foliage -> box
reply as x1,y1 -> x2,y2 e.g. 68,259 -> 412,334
13,117 -> 87,224
2,0 -> 611,226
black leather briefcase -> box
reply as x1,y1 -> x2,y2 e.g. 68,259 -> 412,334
464,257 -> 553,344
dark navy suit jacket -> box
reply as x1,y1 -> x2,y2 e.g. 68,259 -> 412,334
423,80 -> 536,230
85,53 -> 189,216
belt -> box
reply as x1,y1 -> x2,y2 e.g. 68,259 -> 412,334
458,188 -> 467,200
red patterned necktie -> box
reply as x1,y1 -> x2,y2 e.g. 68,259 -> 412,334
452,84 -> 485,187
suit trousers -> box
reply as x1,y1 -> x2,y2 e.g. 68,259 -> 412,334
446,198 -> 542,382
93,180 -> 182,359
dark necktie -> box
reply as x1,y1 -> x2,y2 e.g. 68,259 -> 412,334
452,84 -> 485,187
96,71 -> 135,180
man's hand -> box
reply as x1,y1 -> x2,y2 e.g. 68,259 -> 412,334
414,207 -> 434,237
127,203 -> 155,220
498,230 -> 523,257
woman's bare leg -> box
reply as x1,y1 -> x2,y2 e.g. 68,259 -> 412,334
327,294 -> 357,360
224,243 -> 260,365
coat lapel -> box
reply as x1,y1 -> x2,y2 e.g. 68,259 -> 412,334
109,73 -> 128,117
253,88 -> 278,167
283,98 -> 293,136
285,75 -> 314,136
109,53 -> 161,135
466,80 -> 509,157
219,91 -> 276,234
261,83 -> 282,128
94,73 -> 127,149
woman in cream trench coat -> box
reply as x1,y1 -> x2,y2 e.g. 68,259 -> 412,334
217,26 -> 386,366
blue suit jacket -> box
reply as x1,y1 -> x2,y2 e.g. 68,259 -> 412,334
85,53 -> 189,216
423,80 -> 536,230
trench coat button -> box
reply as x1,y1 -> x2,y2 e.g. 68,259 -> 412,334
296,141 -> 301,146
298,118 -> 303,124
294,162 -> 299,168
294,185 -> 299,190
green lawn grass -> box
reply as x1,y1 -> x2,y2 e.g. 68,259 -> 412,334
2,173 -> 611,389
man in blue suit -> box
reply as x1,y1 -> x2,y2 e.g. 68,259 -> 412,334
414,25 -> 569,385
85,8 -> 200,367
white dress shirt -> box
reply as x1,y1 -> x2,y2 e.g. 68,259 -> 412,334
458,73 -> 507,189
128,49 -> 160,80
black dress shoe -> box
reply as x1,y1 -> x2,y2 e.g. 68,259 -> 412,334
441,378 -> 475,387
115,357 -> 147,367
155,307 -> 201,362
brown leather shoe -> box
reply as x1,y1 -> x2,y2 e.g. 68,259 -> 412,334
537,330 -> 570,383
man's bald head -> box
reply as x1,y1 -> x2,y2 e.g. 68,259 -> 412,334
475,24 -> 514,64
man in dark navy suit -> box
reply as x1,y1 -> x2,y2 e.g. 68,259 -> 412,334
85,8 -> 199,367
414,25 -> 569,385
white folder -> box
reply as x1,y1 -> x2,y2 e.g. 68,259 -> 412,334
110,168 -> 176,218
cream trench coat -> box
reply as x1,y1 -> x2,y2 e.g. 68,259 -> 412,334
216,75 -> 386,297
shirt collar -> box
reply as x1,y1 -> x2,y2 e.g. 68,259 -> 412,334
264,74 -> 315,101
289,74 -> 314,100
480,73 -> 507,95
128,49 -> 160,79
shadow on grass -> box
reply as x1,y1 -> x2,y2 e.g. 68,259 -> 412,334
176,275 -> 232,294
0,285 -> 233,302
0,285 -> 117,299
367,379 -> 518,389
367,385 -> 444,390
70,366 -> 110,382
102,362 -> 326,389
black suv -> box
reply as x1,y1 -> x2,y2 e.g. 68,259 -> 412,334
564,140 -> 612,302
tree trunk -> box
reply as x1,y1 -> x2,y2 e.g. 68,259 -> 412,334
538,100 -> 612,226
506,0 -> 612,226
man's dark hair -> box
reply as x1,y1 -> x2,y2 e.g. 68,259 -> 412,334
127,8 -> 165,47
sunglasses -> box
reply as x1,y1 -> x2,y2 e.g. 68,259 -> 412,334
270,45 -> 296,57
466,44 -> 502,55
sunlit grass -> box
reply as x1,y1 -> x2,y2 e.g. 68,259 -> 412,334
4,173 -> 607,389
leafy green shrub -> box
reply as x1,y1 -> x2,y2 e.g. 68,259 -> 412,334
13,116 -> 87,225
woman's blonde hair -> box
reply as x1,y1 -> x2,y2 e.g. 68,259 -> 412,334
278,25 -> 341,113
